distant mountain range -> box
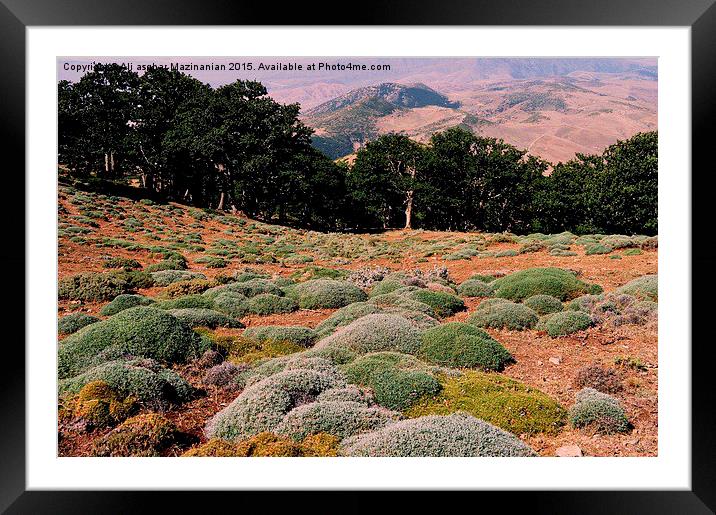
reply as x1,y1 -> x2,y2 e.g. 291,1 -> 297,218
295,60 -> 657,163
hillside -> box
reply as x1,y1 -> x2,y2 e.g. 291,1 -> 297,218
301,71 -> 657,163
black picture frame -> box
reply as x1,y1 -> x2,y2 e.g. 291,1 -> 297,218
2,1 -> 714,512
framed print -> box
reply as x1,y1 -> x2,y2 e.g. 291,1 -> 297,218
3,0 -> 715,512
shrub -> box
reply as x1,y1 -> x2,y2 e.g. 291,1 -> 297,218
403,289 -> 465,318
342,352 -> 442,411
275,400 -> 399,441
348,266 -> 391,289
317,385 -> 374,405
226,336 -> 305,364
183,432 -> 339,457
585,243 -> 613,255
315,314 -> 423,356
456,279 -> 495,298
243,326 -> 318,348
163,279 -> 213,298
72,380 -> 136,428
314,302 -> 382,337
569,388 -> 630,434
573,365 -> 623,394
155,294 -> 215,310
623,248 -> 643,256
491,267 -> 601,301
495,249 -> 519,258
469,274 -> 496,283
420,322 -> 513,370
58,272 -> 130,302
59,358 -> 194,408
290,266 -> 348,282
91,413 -> 178,456
616,274 -> 658,301
212,291 -> 249,318
570,292 -> 657,327
100,294 -> 155,316
228,278 -> 283,298
58,312 -> 100,335
169,308 -> 244,329
103,257 -> 142,270
286,279 -> 367,309
206,368 -> 345,441
370,279 -> 408,298
150,270 -> 206,287
523,294 -> 563,315
550,249 -> 578,257
537,311 -> 594,337
567,294 -> 604,312
405,371 -> 566,435
244,294 -> 298,315
58,306 -> 206,378
202,361 -> 241,389
467,301 -> 539,330
145,258 -> 187,272
341,413 -> 537,457
369,293 -> 436,317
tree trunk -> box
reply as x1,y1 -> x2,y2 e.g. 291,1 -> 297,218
217,191 -> 226,211
110,152 -> 115,175
104,153 -> 110,175
404,190 -> 414,229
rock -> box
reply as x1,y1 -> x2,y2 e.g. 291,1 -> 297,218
537,360 -> 543,366
555,445 -> 583,457
549,356 -> 562,365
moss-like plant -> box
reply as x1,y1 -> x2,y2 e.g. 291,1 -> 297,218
405,370 -> 566,435
182,432 -> 339,457
72,380 -> 136,428
91,413 -> 178,456
242,326 -> 318,348
420,322 -> 513,370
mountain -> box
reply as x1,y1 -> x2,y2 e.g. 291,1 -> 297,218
303,83 -> 460,159
301,70 -> 657,163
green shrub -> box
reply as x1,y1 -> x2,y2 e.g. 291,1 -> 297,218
342,352 -> 442,411
58,306 -> 206,378
550,248 -> 578,257
585,243 -> 613,255
145,258 -> 187,272
495,249 -> 519,258
58,312 -> 100,335
154,294 -> 214,310
59,358 -> 194,409
275,400 -> 399,441
226,278 -> 283,298
100,294 -> 155,316
150,270 -> 206,287
456,279 -> 495,298
567,294 -> 605,312
286,279 -> 367,309
369,293 -> 436,318
244,294 -> 298,315
162,278 -> 213,298
211,291 -> 249,318
569,388 -> 630,434
206,367 -> 346,441
405,370 -> 566,435
314,302 -> 383,337
315,314 -> 422,356
467,301 -> 539,330
420,322 -> 513,370
103,257 -> 142,270
403,289 -> 465,318
523,294 -> 563,315
72,380 -> 136,428
91,413 -> 178,457
469,274 -> 496,283
537,311 -> 594,337
316,385 -> 374,405
623,248 -> 643,256
491,267 -> 601,301
341,413 -> 537,457
195,256 -> 227,268
616,274 -> 658,301
242,326 -> 318,348
369,279 -> 405,298
290,266 -> 348,282
169,308 -> 244,328
59,272 -> 130,302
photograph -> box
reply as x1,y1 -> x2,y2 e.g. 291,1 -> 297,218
55,56 -> 659,459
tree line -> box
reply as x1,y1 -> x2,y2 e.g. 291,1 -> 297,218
58,64 -> 657,235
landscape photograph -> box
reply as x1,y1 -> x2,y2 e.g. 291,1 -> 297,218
56,57 -> 658,458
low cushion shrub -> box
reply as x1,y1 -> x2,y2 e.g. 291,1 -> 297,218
616,274 -> 658,301
244,294 -> 298,315
150,270 -> 206,287
341,413 -> 537,457
467,301 -> 539,330
537,311 -> 594,337
91,413 -> 178,457
103,257 -> 142,270
59,272 -> 131,302
211,291 -> 249,318
403,289 -> 465,318
573,364 -> 624,394
100,294 -> 155,316
72,380 -> 136,428
183,432 -> 339,457
491,267 -> 602,301
58,312 -> 100,335
58,306 -> 207,378
154,294 -> 214,310
419,322 -> 513,370
168,308 -> 244,328
229,278 -> 283,298
522,294 -> 563,315
569,388 -> 630,434
314,302 -> 383,337
315,314 -> 423,356
162,278 -> 212,298
286,279 -> 367,309
405,370 -> 566,435
585,243 -> 613,255
456,279 -> 495,298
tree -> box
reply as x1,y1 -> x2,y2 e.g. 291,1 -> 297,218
349,134 -> 424,229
